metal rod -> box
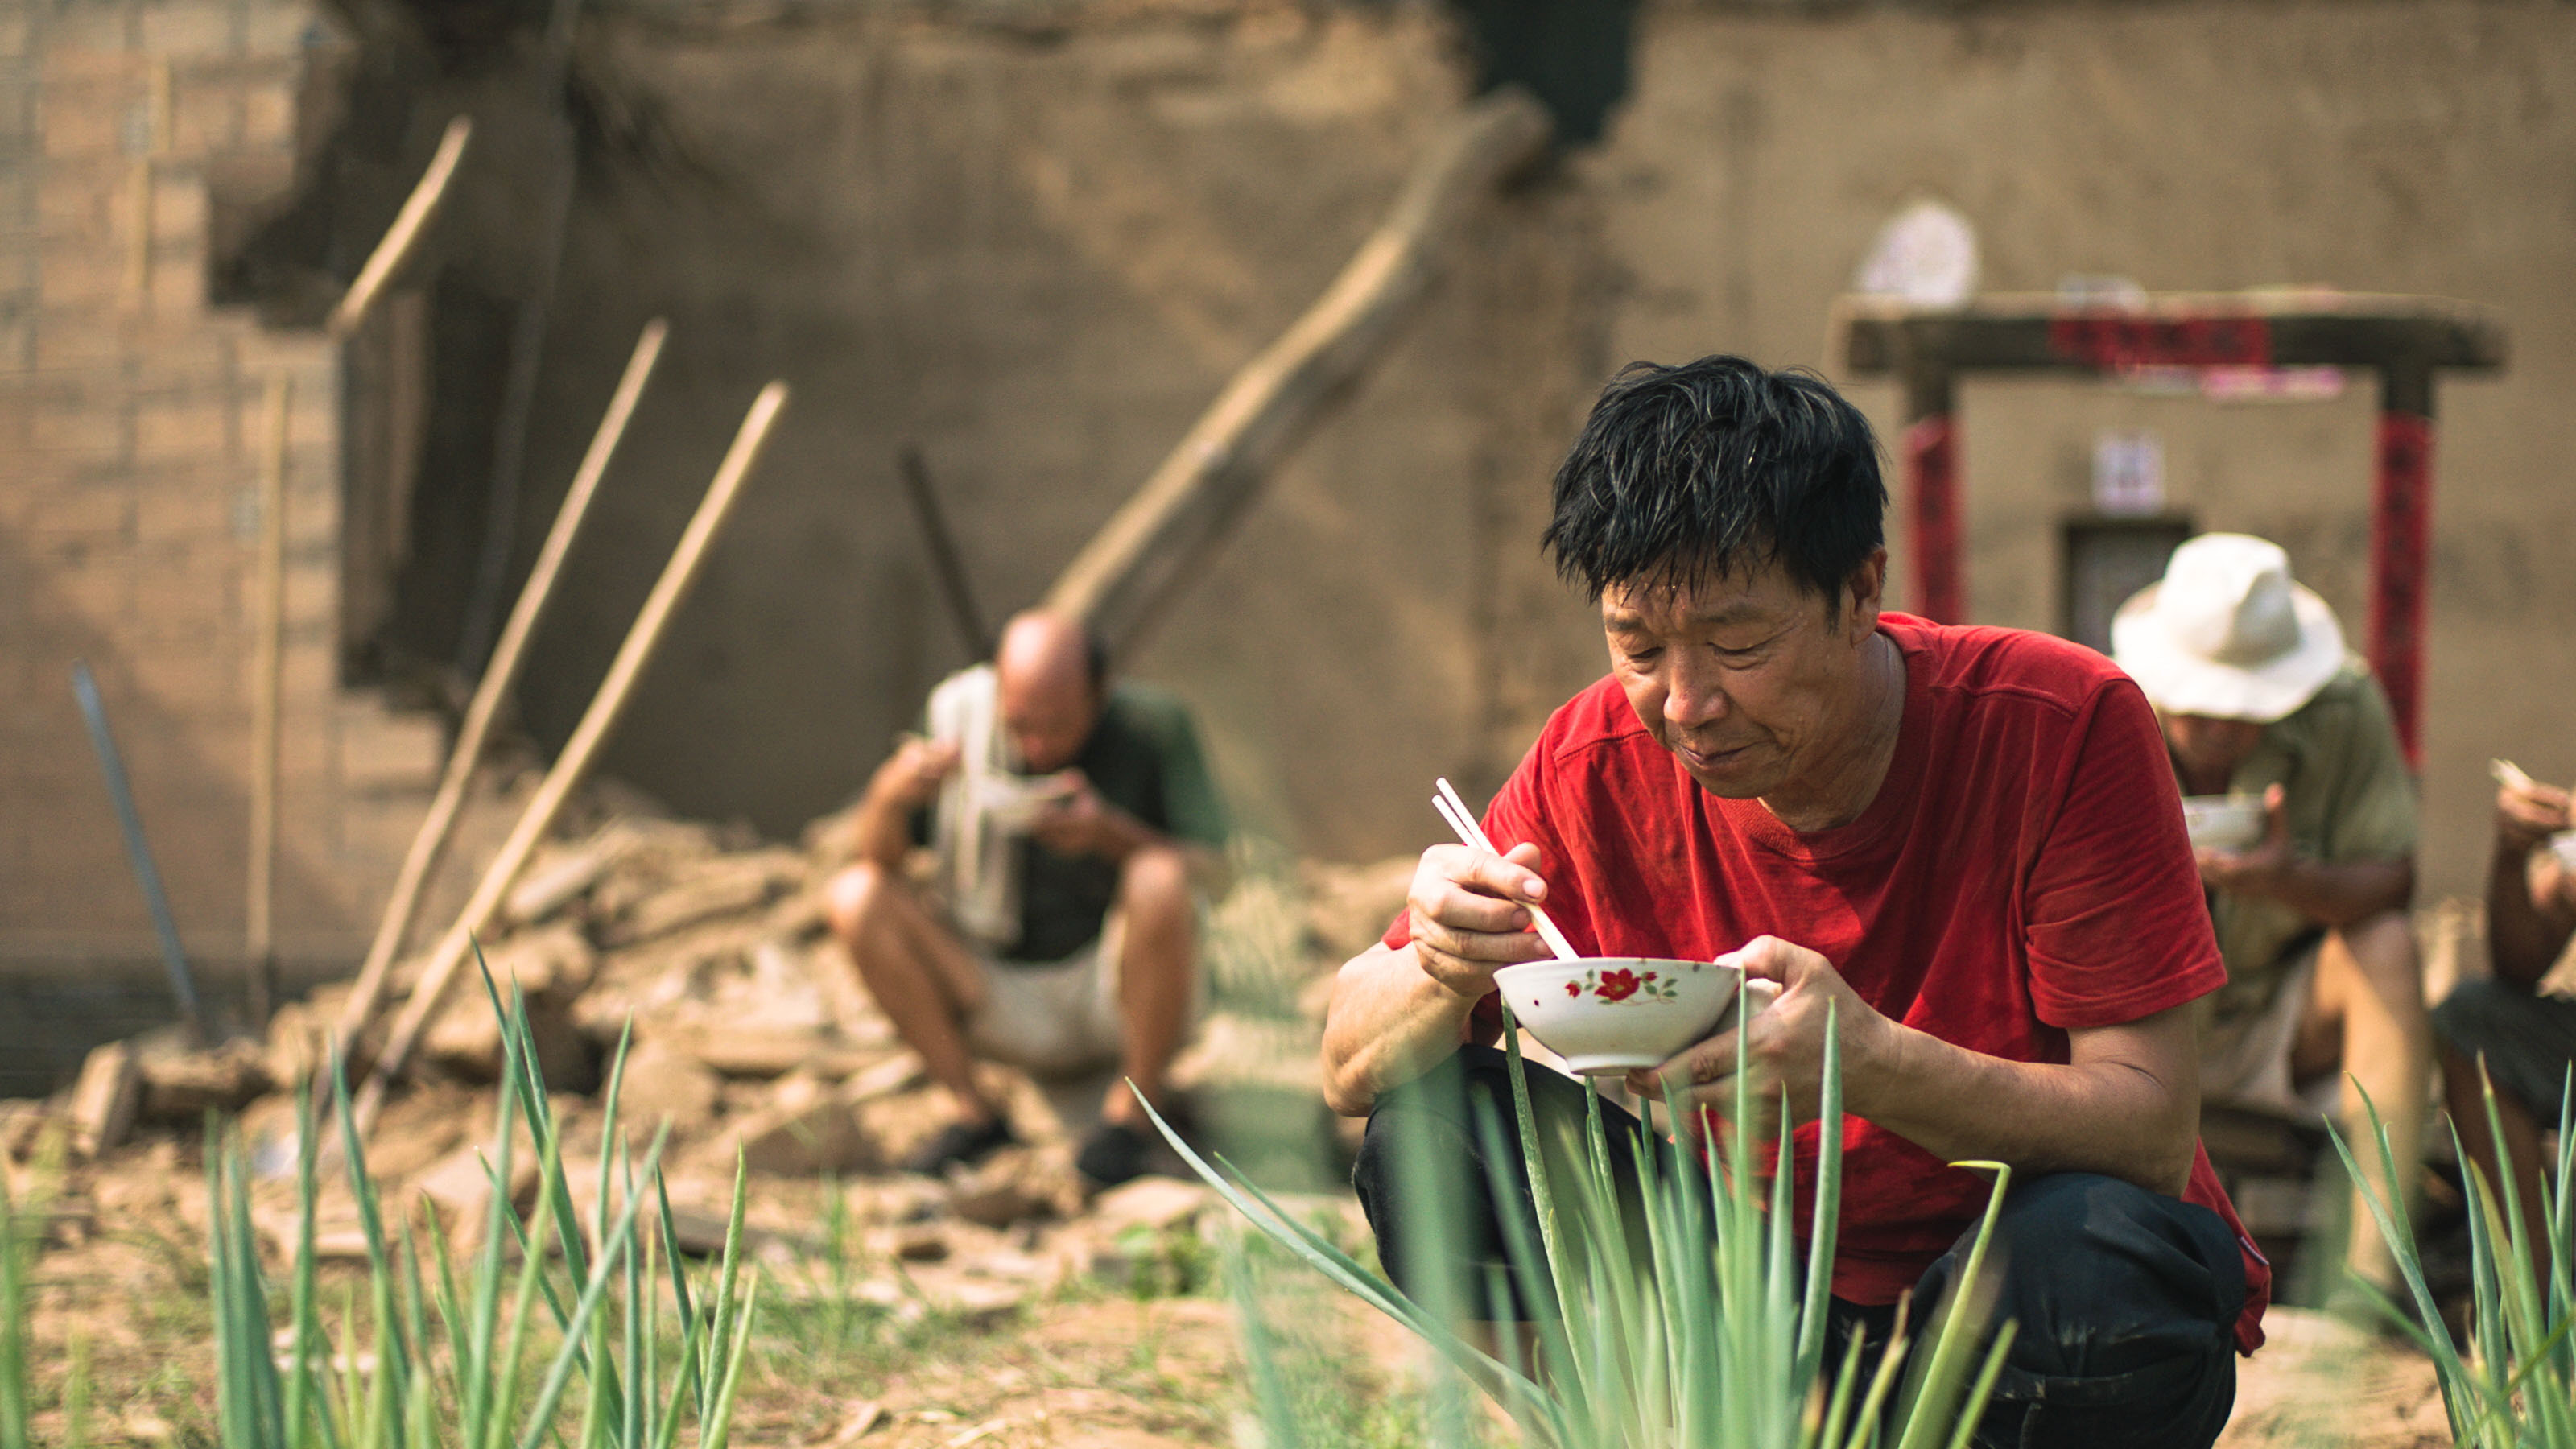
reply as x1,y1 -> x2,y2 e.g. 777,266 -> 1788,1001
898,444 -> 994,660
72,661 -> 211,1044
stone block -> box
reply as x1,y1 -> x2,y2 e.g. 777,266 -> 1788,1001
132,389 -> 233,461
21,482 -> 134,538
151,186 -> 208,259
30,393 -> 126,457
610,1039 -> 722,1129
715,1071 -> 881,1176
137,4 -> 240,61
38,84 -> 133,159
32,306 -> 126,370
145,242 -> 205,312
40,39 -> 148,83
137,1038 -> 270,1121
37,239 -> 128,310
132,475 -> 240,542
68,1040 -> 142,1156
239,81 -> 291,152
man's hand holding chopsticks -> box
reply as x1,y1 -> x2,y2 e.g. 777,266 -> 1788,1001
1403,841 -> 1561,1001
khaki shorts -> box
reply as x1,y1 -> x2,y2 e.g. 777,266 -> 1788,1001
961,913 -> 1180,1078
2199,945 -> 2334,1119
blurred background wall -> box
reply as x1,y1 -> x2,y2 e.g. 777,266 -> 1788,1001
3,0 -> 2568,1003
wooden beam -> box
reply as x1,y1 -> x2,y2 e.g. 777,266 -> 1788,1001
1042,87 -> 1554,654
1836,291 -> 2508,378
349,380 -> 787,1137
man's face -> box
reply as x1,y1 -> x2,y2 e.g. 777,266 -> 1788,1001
1001,673 -> 1100,774
2161,712 -> 2268,780
1602,551 -> 1885,799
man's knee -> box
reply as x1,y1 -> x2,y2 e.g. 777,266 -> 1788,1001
1927,1174 -> 2242,1449
1119,843 -> 1193,919
824,860 -> 897,942
2334,910 -> 2425,998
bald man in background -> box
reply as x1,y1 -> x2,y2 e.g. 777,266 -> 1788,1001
826,611 -> 1230,1187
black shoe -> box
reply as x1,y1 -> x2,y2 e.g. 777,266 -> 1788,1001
902,1115 -> 1014,1176
1076,1120 -> 1155,1189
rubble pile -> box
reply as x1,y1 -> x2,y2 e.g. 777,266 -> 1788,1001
10,803 -> 1414,1316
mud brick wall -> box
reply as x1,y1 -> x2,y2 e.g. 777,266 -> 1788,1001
0,0 -> 440,1005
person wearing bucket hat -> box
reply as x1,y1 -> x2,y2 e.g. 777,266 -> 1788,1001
2112,532 -> 2425,1295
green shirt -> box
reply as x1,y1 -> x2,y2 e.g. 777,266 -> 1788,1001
2195,659 -> 2417,1022
918,683 -> 1230,964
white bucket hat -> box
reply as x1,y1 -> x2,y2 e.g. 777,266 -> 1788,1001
2111,533 -> 2346,724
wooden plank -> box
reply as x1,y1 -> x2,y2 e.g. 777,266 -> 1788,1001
327,118 -> 472,339
246,375 -> 290,1029
1042,87 -> 1554,654
329,320 -> 668,1084
349,382 -> 788,1138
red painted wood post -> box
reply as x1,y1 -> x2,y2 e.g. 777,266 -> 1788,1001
2368,363 -> 2435,767
1902,367 -> 1961,622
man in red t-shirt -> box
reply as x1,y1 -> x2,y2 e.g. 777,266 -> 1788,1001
1320,357 -> 2267,1449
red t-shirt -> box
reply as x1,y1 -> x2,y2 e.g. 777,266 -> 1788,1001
1383,615 -> 2269,1353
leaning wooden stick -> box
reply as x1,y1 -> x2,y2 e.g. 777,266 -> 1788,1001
328,320 -> 669,1081
246,375 -> 291,1030
349,381 -> 788,1137
328,116 -> 471,339
1042,87 -> 1550,654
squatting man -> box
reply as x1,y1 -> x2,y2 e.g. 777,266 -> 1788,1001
826,610 -> 1229,1189
1322,357 -> 2266,1449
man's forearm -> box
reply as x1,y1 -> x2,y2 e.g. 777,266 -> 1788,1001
848,786 -> 918,871
2259,856 -> 2413,930
1320,945 -> 1484,1117
1854,1021 -> 2198,1195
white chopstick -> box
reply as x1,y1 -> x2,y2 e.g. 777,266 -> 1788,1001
1432,777 -> 1579,962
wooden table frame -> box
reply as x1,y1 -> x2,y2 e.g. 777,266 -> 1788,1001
1835,291 -> 2507,762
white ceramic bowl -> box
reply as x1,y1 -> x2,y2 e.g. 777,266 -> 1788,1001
972,772 -> 1067,831
1492,956 -> 1747,1075
2180,795 -> 2266,852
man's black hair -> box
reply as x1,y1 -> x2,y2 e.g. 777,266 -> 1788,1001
1542,355 -> 1888,613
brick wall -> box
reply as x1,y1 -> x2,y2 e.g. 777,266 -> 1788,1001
0,0 -> 444,993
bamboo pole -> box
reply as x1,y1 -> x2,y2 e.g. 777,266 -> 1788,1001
328,117 -> 471,339
246,375 -> 291,1030
1042,87 -> 1551,654
349,381 -> 789,1136
328,320 -> 668,1078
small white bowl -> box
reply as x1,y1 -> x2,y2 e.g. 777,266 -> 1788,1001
2180,795 -> 2266,852
1492,956 -> 1745,1075
972,772 -> 1067,831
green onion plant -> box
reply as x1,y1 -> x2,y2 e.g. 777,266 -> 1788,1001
1146,1001 -> 2016,1448
2335,1064 -> 2576,1447
204,968 -> 760,1449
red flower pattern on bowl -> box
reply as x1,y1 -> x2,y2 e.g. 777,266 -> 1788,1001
1594,968 -> 1642,1001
